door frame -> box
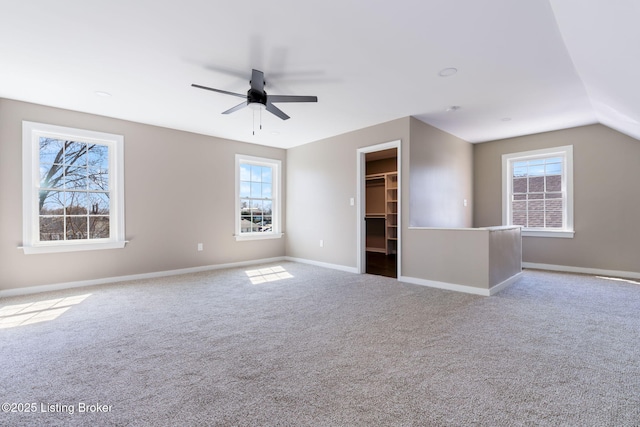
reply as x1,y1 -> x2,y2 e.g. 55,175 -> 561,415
356,140 -> 402,276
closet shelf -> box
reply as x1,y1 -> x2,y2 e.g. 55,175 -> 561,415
365,170 -> 398,255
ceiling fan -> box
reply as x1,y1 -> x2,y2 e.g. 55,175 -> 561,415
192,69 -> 318,121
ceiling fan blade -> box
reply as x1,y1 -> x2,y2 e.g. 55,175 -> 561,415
222,101 -> 249,114
250,69 -> 265,92
191,84 -> 246,99
267,95 -> 318,103
266,102 -> 290,120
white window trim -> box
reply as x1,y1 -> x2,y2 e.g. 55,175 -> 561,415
502,145 -> 574,238
235,154 -> 283,241
21,121 -> 126,254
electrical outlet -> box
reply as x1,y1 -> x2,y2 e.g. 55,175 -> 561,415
319,240 -> 324,248
197,243 -> 203,251
463,199 -> 468,207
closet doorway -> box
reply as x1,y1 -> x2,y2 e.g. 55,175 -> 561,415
357,141 -> 400,278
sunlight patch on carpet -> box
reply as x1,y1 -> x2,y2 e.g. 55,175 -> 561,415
0,294 -> 91,329
245,266 -> 294,285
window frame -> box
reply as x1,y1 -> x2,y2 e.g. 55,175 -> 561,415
502,145 -> 574,238
235,154 -> 283,241
21,121 -> 126,254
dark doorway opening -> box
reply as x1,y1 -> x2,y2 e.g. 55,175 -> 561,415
366,251 -> 397,278
364,148 -> 398,278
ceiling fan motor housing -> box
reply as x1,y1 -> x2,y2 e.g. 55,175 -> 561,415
248,88 -> 267,106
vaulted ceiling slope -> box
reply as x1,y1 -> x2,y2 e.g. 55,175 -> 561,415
0,1 -> 637,149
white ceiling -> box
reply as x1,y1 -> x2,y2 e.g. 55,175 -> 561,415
1,0 -> 638,149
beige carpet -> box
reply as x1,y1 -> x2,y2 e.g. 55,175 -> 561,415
1,262 -> 639,426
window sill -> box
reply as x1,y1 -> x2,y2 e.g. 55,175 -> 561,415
235,232 -> 283,242
20,240 -> 128,254
521,229 -> 574,238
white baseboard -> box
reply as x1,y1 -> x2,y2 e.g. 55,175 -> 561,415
522,262 -> 640,280
398,271 -> 523,297
0,257 -> 287,298
488,272 -> 523,296
366,247 -> 386,254
1,256 -> 535,299
284,256 -> 359,274
398,275 -> 491,296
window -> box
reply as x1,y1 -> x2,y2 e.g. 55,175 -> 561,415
235,154 -> 282,241
502,146 -> 574,238
22,121 -> 126,254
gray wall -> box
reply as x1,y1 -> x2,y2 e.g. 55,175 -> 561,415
474,124 -> 640,273
403,228 -> 489,288
286,117 -> 410,268
0,99 -> 286,291
8,97 -> 636,292
488,227 -> 522,287
398,227 -> 521,291
402,118 -> 474,278
408,117 -> 473,228
286,116 -> 475,278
